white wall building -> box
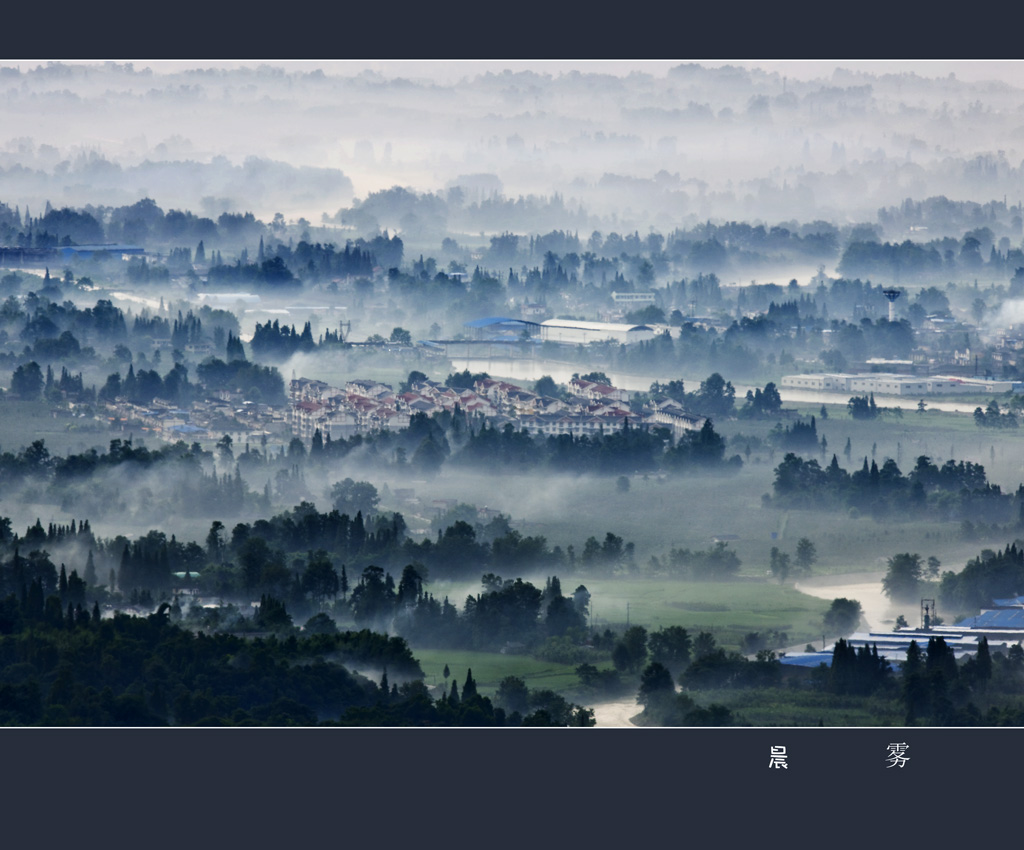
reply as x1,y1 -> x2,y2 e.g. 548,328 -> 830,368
540,319 -> 656,345
781,373 -> 1024,396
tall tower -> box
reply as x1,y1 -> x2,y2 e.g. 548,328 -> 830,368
882,288 -> 902,322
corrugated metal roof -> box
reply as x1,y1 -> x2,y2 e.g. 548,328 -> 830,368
992,595 -> 1024,608
463,317 -> 541,329
541,318 -> 652,332
958,609 -> 1024,629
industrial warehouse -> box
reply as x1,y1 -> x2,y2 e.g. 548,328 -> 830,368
780,372 -> 1024,396
781,596 -> 1024,670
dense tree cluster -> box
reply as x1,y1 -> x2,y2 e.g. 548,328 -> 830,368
0,600 -> 585,725
768,452 -> 1017,523
939,543 -> 1024,612
663,542 -> 741,580
974,400 -> 1019,428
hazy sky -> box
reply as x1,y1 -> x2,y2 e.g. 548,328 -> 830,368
54,59 -> 1024,87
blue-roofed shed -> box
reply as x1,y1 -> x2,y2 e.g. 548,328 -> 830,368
991,595 -> 1024,608
58,244 -> 144,261
463,317 -> 541,339
956,608 -> 1024,629
779,652 -> 833,668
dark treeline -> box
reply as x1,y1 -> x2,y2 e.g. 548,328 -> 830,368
767,451 -> 1020,524
0,290 -> 265,403
880,635 -> 1024,726
940,543 -> 1024,612
356,570 -> 588,652
637,626 -> 1024,727
257,408 -> 739,479
0,601 -> 588,726
0,292 -> 240,363
838,235 -> 1024,283
453,418 -> 735,475
1,438 -> 258,520
0,496 -> 638,607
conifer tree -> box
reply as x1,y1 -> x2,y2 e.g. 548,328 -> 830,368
977,635 -> 992,683
462,668 -> 478,701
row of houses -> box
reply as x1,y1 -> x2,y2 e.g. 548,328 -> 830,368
100,396 -> 288,445
289,374 -> 708,442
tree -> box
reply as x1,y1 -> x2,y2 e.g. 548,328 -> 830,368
389,327 -> 412,345
254,594 -> 293,631
638,662 -> 675,707
330,478 -> 380,517
303,612 -> 339,635
882,553 -> 924,603
794,538 -> 817,573
534,375 -> 559,397
613,625 -> 648,673
692,372 -> 735,419
400,370 -> 427,393
302,550 -> 339,610
572,585 -> 591,619
769,547 -> 790,583
411,436 -> 447,476
848,393 -> 880,419
10,362 -> 43,399
976,635 -> 992,683
495,676 -> 529,715
462,668 -> 478,701
823,598 -> 862,635
648,626 -> 692,674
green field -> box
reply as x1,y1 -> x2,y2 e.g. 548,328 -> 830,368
580,577 -> 833,649
409,647 -> 582,696
400,463 -> 1003,581
688,687 -> 906,727
0,400 -> 111,457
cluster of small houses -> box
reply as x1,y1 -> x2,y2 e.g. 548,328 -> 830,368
90,373 -> 708,451
98,393 -> 287,446
290,375 -> 707,442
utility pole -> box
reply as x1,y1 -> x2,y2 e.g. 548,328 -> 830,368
626,602 -> 630,628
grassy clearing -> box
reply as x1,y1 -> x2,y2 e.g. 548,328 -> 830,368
690,687 -> 906,727
581,577 -> 833,649
414,465 -> 1001,582
0,400 -> 110,457
409,647 -> 581,696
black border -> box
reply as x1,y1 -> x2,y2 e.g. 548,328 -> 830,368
3,7 -> 1019,839
12,1 -> 1021,61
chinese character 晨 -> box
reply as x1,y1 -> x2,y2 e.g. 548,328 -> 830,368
769,745 -> 788,769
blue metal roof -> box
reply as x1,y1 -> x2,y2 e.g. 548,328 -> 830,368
170,424 -> 207,434
779,653 -> 832,668
958,609 -> 1024,629
992,595 -> 1024,608
463,317 -> 541,329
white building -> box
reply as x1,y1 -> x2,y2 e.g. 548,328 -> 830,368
780,373 -> 1024,396
540,319 -> 656,345
611,291 -> 656,305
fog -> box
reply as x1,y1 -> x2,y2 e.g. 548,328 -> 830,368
5,61 -> 1024,233
6,60 -> 1024,727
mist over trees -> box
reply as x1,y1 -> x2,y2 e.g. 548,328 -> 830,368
8,61 -> 1024,730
